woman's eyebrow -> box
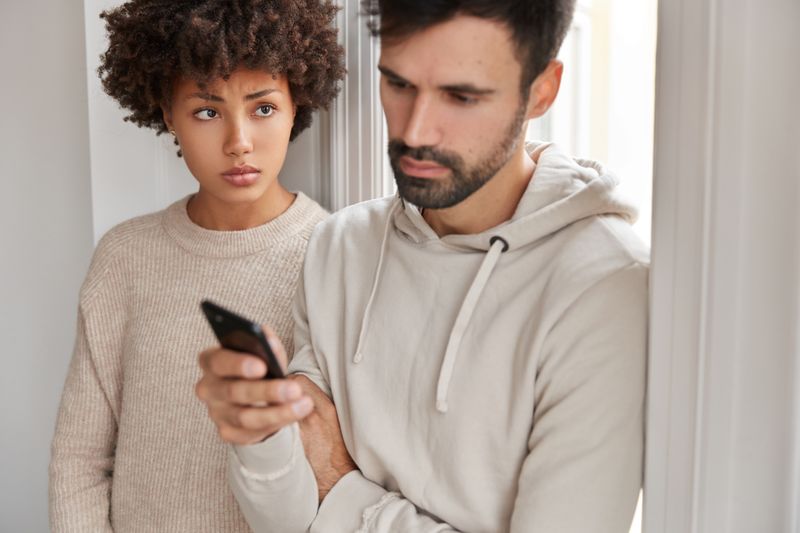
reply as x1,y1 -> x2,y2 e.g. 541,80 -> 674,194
185,89 -> 279,102
244,89 -> 278,100
186,92 -> 224,102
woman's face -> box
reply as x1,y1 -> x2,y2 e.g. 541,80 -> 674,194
163,68 -> 295,211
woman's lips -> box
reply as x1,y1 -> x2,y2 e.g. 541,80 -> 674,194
398,156 -> 450,179
222,165 -> 260,187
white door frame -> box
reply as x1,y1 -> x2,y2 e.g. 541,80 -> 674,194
645,0 -> 800,531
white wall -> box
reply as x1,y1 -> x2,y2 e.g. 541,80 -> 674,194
0,2 -> 94,531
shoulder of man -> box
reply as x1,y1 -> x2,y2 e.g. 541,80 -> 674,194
541,213 -> 650,310
307,194 -> 397,253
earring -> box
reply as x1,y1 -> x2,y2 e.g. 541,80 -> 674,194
169,130 -> 176,137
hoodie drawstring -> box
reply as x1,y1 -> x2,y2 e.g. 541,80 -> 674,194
352,199 -> 401,364
435,236 -> 508,413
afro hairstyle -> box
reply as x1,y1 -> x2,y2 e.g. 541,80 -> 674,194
98,0 -> 346,145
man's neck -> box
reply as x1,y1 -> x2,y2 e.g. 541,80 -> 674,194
423,145 -> 535,237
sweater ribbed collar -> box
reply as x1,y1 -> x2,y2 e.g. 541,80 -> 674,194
162,192 -> 319,258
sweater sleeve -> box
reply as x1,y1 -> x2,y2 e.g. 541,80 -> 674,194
48,308 -> 118,532
49,237 -> 127,533
509,262 -> 648,532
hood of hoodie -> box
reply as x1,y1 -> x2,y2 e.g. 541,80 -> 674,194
393,141 -> 638,252
351,141 -> 640,413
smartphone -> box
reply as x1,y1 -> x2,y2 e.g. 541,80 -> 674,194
200,299 -> 285,379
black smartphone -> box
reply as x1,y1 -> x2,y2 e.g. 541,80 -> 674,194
200,299 -> 285,379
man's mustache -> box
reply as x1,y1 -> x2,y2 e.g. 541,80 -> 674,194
388,140 -> 461,170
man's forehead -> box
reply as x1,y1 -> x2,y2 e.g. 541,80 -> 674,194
378,15 -> 521,87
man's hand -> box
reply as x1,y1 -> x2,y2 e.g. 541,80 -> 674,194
292,375 -> 357,503
196,327 -> 315,444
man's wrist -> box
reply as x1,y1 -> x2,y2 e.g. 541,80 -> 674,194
318,463 -> 357,503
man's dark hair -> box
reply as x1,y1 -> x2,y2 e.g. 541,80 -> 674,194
99,0 -> 346,144
361,0 -> 575,92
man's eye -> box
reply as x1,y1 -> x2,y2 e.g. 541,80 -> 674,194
449,93 -> 477,105
255,105 -> 275,117
388,79 -> 411,90
194,109 -> 218,120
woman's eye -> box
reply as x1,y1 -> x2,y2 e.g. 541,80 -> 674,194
255,105 -> 274,117
194,109 -> 218,120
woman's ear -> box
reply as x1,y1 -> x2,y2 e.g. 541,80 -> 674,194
161,104 -> 175,135
525,60 -> 564,120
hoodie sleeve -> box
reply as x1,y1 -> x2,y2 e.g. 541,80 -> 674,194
229,258 -> 461,532
228,424 -> 320,532
509,261 -> 648,533
228,266 -> 327,532
311,471 -> 461,532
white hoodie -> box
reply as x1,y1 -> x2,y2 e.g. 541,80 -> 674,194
229,142 -> 649,533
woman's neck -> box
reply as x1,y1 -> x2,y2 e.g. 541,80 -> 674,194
187,184 -> 296,231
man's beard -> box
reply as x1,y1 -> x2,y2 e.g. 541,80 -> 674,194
388,104 -> 527,209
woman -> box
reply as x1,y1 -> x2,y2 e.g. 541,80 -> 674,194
49,1 -> 345,531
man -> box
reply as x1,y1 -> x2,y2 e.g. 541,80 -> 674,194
196,1 -> 648,531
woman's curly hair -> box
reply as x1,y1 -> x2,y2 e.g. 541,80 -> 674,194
99,0 -> 345,143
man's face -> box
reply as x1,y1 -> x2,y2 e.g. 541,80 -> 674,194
379,15 -> 530,209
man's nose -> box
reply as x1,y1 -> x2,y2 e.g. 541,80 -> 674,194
401,94 -> 442,148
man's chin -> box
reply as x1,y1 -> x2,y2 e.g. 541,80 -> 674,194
396,184 -> 463,210
395,172 -> 490,210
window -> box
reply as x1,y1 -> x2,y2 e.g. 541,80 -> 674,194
529,0 -> 657,247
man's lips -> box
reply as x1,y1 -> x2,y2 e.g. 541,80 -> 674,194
398,156 -> 450,179
222,165 -> 260,187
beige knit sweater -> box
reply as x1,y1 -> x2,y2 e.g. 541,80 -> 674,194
49,193 -> 327,532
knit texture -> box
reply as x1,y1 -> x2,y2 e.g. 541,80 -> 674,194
49,193 -> 327,532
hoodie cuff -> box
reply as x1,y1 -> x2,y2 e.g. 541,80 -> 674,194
313,470 -> 388,531
231,424 -> 299,481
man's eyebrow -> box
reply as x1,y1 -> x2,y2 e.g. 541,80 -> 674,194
377,65 -> 408,83
439,83 -> 495,96
378,65 -> 495,95
186,89 -> 279,102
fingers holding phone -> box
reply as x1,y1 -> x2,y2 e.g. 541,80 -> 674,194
196,301 -> 315,444
195,357 -> 314,444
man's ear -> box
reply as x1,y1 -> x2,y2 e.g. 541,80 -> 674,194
525,60 -> 564,120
